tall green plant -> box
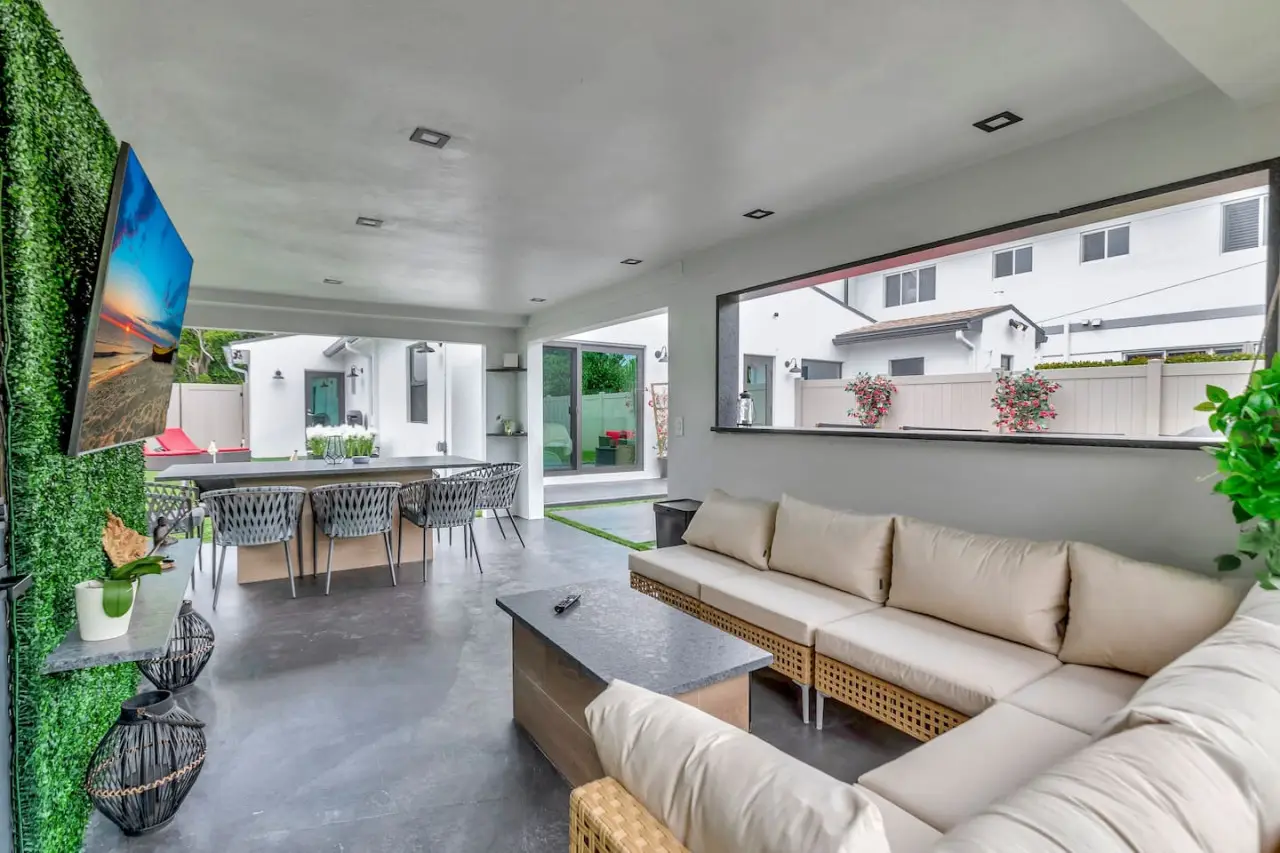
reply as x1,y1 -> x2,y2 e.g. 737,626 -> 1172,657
1196,362 -> 1280,588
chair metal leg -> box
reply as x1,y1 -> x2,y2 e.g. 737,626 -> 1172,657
422,524 -> 429,583
311,518 -> 317,577
815,692 -> 827,731
296,519 -> 304,580
211,544 -> 219,590
397,515 -> 404,567
463,524 -> 469,559
283,541 -> 296,599
447,527 -> 451,548
469,523 -> 482,573
213,544 -> 230,610
196,520 -> 205,572
325,537 -> 336,595
505,509 -> 526,548
796,682 -> 812,725
493,511 -> 507,540
383,531 -> 398,587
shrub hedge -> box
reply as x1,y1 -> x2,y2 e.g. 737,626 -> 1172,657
0,2 -> 145,851
1035,352 -> 1256,371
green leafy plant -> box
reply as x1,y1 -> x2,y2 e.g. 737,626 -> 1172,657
1035,353 -> 1255,370
1196,362 -> 1280,588
99,556 -> 164,617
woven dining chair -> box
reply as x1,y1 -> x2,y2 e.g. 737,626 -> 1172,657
145,483 -> 207,573
397,474 -> 483,579
476,462 -> 524,548
202,486 -> 305,609
310,481 -> 401,595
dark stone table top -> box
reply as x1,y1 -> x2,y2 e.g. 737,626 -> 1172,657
496,578 -> 772,696
155,454 -> 488,482
43,538 -> 200,674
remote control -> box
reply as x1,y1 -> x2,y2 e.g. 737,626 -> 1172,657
554,594 -> 581,614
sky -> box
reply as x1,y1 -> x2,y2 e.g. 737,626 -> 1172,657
96,147 -> 193,351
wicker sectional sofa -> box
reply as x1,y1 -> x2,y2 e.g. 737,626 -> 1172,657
574,490 -> 1280,852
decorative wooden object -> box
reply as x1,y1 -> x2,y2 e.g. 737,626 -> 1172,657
102,512 -> 149,568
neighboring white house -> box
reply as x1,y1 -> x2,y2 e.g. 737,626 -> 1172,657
832,185 -> 1268,367
233,334 -> 485,459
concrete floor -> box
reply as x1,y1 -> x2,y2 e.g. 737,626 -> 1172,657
83,517 -> 915,853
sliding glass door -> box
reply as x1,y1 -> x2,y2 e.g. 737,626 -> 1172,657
546,342 -> 645,474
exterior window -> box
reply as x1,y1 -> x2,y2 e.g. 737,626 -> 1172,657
1081,225 -> 1129,262
408,344 -> 430,423
889,357 -> 925,377
1223,197 -> 1265,253
800,359 -> 842,380
993,246 -> 1033,279
1000,354 -> 1014,371
884,265 -> 936,307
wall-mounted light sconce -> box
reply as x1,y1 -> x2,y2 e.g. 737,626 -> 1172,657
347,365 -> 364,394
272,370 -> 284,381
654,346 -> 669,363
784,358 -> 802,375
1008,319 -> 1029,332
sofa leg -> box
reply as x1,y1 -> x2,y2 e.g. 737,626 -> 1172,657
796,682 -> 811,725
815,692 -> 826,731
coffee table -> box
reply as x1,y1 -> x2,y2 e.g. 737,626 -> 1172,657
496,579 -> 773,787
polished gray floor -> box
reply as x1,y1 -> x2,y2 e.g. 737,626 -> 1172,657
548,501 -> 657,543
544,476 -> 666,507
83,516 -> 914,853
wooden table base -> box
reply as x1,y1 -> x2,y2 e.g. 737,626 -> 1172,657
510,622 -> 751,788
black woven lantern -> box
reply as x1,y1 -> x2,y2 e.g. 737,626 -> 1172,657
137,600 -> 214,691
85,691 -> 207,836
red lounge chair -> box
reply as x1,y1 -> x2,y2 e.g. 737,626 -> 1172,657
144,428 -> 252,470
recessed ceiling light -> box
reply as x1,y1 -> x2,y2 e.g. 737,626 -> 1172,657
744,209 -> 775,220
322,277 -> 344,285
621,258 -> 643,265
355,216 -> 384,228
529,297 -> 547,303
410,126 -> 452,149
973,111 -> 1023,133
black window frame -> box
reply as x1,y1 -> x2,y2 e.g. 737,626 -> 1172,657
800,359 -> 843,380
889,357 -> 925,377
884,265 -> 936,307
1080,224 -> 1130,263
994,245 -> 1033,279
714,157 -> 1280,445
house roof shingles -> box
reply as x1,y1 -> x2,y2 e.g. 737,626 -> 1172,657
832,304 -> 1047,346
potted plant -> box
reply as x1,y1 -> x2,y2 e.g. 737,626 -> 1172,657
649,383 -> 669,477
75,555 -> 166,641
1196,363 -> 1280,588
845,373 -> 896,427
992,369 -> 1061,432
305,425 -> 376,459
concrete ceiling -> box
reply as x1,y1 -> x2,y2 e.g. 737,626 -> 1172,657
44,0 -> 1216,321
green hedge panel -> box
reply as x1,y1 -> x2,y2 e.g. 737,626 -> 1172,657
0,2 -> 146,851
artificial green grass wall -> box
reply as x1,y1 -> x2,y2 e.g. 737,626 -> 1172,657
0,2 -> 146,851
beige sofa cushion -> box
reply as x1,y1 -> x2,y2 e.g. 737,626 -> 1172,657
585,680 -> 891,853
1235,582 -> 1280,625
933,724 -> 1258,853
816,608 -> 1061,717
887,517 -> 1068,653
1099,613 -> 1280,847
681,489 -> 777,570
1004,664 -> 1145,734
628,545 -> 755,598
854,787 -> 941,853
701,573 -> 880,645
860,702 -> 1087,833
768,495 -> 893,603
1059,542 -> 1244,676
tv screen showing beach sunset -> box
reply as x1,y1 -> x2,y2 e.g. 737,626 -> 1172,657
73,146 -> 192,454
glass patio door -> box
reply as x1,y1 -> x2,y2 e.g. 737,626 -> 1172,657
579,346 -> 642,471
743,355 -> 773,426
542,346 -> 577,472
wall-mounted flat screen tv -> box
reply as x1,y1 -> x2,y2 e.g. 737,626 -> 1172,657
66,142 -> 193,456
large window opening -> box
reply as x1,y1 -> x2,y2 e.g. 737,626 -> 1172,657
716,161 -> 1278,442
543,340 -> 646,473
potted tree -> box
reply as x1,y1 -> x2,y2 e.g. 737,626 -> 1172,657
1196,363 -> 1280,588
75,555 -> 165,641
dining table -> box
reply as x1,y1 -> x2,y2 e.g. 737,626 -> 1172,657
156,455 -> 489,584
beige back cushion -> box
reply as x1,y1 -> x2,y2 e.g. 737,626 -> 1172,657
1058,542 -> 1244,676
887,517 -> 1069,653
768,495 -> 893,602
585,680 -> 891,853
1098,614 -> 1280,846
682,489 -> 777,571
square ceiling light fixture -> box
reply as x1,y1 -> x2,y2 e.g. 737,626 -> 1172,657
322,277 -> 344,285
355,216 -> 384,228
744,209 -> 775,220
973,111 -> 1023,133
621,258 -> 643,265
410,126 -> 452,149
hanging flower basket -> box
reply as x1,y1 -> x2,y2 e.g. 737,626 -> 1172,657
845,373 -> 897,427
992,369 -> 1061,432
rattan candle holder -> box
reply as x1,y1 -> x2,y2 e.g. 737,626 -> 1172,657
137,600 -> 215,691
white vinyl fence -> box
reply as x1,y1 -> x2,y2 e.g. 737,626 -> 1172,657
796,360 -> 1252,436
545,392 -> 639,443
165,383 -> 247,449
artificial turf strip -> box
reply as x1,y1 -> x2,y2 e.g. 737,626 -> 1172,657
0,4 -> 146,850
545,499 -> 658,551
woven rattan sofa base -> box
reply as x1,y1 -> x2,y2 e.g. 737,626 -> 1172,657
570,778 -> 690,853
629,572 -> 700,618
815,653 -> 968,742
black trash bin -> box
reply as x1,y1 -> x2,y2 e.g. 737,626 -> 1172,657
653,499 -> 703,549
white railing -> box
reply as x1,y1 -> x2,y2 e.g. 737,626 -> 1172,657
796,359 -> 1252,436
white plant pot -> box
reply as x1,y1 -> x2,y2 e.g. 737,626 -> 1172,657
74,580 -> 137,642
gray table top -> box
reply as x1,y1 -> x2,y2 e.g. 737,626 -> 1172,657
496,579 -> 772,696
155,454 -> 488,482
44,538 -> 200,675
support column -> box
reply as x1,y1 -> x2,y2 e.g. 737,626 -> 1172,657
517,342 -> 544,520
716,295 -> 740,428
